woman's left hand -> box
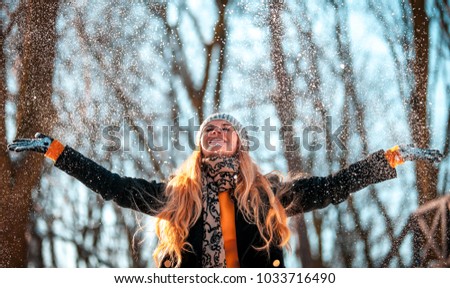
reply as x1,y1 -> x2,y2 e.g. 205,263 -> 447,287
398,144 -> 443,163
385,144 -> 444,168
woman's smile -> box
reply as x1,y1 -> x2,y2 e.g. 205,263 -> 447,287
208,138 -> 225,147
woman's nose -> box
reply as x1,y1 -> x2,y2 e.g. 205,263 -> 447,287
210,127 -> 223,135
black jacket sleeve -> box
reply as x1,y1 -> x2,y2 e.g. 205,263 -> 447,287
54,146 -> 167,216
277,150 -> 397,216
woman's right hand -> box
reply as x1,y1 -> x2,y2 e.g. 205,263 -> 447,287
7,132 -> 54,154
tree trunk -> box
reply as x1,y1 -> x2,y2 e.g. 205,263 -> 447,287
0,0 -> 58,268
268,1 -> 316,268
409,0 -> 436,205
409,0 -> 439,267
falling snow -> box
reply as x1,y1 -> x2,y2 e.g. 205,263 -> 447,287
1,0 -> 448,269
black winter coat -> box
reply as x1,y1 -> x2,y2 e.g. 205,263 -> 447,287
54,147 -> 397,268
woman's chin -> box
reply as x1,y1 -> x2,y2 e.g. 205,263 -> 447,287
203,147 -> 235,157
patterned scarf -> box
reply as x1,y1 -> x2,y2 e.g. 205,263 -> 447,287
200,155 -> 240,268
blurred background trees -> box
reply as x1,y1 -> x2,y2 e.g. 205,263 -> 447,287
1,0 -> 448,267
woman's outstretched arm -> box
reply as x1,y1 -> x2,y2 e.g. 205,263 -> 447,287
8,133 -> 167,215
277,146 -> 443,217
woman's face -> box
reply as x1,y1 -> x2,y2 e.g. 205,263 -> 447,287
200,120 -> 240,157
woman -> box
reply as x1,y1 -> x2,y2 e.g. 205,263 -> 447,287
8,113 -> 443,268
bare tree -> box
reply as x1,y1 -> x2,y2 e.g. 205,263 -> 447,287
409,0 -> 438,205
267,1 -> 319,268
0,0 -> 59,268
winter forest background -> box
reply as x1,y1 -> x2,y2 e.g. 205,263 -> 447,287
1,0 -> 449,268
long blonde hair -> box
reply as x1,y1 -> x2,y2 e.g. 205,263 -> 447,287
153,150 -> 291,267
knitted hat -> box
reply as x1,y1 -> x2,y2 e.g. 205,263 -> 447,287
197,113 -> 249,151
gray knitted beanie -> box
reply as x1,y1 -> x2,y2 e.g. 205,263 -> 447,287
197,113 -> 249,151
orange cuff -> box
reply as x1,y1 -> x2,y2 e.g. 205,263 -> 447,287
385,145 -> 404,168
44,140 -> 65,162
